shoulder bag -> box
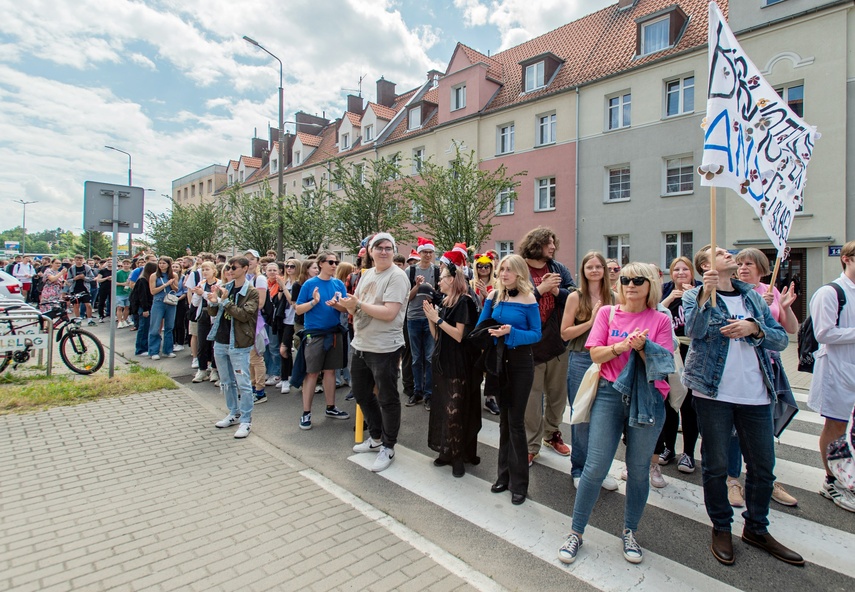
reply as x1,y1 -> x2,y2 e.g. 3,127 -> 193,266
570,305 -> 616,425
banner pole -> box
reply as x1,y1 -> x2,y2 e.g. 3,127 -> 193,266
769,255 -> 782,291
710,186 -> 717,307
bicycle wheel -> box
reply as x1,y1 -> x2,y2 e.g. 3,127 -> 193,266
0,351 -> 11,373
59,329 -> 104,375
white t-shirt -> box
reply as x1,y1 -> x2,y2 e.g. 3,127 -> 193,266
694,292 -> 768,405
351,265 -> 409,354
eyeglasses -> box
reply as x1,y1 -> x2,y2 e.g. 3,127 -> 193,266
608,267 -> 621,273
373,246 -> 394,253
285,264 -> 296,269
324,260 -> 339,266
619,276 -> 649,286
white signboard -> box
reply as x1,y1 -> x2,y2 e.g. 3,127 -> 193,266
0,332 -> 50,351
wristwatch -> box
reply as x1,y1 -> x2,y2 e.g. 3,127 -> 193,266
436,318 -> 444,326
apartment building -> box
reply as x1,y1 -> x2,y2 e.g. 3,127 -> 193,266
171,164 -> 227,206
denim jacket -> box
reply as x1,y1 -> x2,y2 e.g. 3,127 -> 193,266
613,340 -> 674,429
207,280 -> 259,349
682,279 -> 788,400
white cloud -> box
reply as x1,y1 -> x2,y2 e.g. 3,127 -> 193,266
130,53 -> 157,71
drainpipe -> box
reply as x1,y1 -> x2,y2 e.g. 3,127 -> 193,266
574,86 -> 580,268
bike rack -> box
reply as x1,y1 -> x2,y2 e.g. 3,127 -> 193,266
0,298 -> 56,376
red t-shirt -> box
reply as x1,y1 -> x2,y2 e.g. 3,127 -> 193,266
528,263 -> 553,323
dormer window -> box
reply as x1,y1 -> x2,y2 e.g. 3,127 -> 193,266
525,62 -> 545,92
271,158 -> 278,173
341,133 -> 350,150
451,84 -> 466,111
408,108 -> 421,130
294,150 -> 301,165
636,7 -> 688,56
228,174 -> 233,185
365,125 -> 374,142
239,170 -> 244,183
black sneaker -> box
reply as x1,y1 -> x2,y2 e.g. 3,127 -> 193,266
325,407 -> 349,420
424,399 -> 431,411
658,447 -> 675,465
254,390 -> 267,404
484,398 -> 500,415
405,394 -> 423,407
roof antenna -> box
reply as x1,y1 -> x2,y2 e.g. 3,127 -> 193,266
341,73 -> 367,96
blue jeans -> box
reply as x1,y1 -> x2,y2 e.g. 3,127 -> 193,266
407,318 -> 434,399
693,397 -> 775,534
263,324 -> 281,378
148,299 -> 176,356
213,342 -> 253,424
566,350 -> 592,478
727,434 -> 743,478
135,313 -> 150,355
572,379 -> 665,535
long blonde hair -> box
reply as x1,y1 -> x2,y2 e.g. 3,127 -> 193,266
442,266 -> 469,308
493,255 -> 534,301
577,251 -> 614,321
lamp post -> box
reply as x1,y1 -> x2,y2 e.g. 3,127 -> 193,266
243,35 -> 285,260
13,199 -> 37,255
104,145 -> 135,255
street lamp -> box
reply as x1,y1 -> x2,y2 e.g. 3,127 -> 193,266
104,145 -> 134,255
13,199 -> 37,255
243,35 -> 285,260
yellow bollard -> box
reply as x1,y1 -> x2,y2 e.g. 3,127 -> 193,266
355,404 -> 364,443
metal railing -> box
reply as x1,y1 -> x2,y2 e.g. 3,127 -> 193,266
0,298 -> 56,376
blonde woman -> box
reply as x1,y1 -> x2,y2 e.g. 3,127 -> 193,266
191,261 -> 221,383
477,254 -> 541,505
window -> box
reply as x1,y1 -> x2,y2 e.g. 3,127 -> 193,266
606,235 -> 630,265
664,232 -> 694,265
294,150 -> 301,165
228,174 -> 233,185
665,76 -> 694,117
302,176 -> 315,189
497,124 -> 515,154
608,93 -> 631,130
364,124 -> 374,142
408,108 -> 421,130
271,158 -> 278,173
607,166 -> 631,201
525,61 -> 545,92
199,182 -> 204,195
354,163 -> 365,184
535,177 -> 556,211
412,147 -> 425,174
665,156 -> 694,194
774,84 -> 804,118
497,241 -> 514,259
641,16 -> 670,55
451,84 -> 466,110
412,202 -> 424,223
536,113 -> 556,146
496,188 -> 515,215
207,180 -> 212,193
191,184 -> 195,197
340,133 -> 349,151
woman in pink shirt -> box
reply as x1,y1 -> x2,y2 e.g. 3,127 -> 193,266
558,262 -> 673,566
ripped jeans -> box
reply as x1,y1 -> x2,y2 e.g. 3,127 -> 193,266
213,342 -> 253,424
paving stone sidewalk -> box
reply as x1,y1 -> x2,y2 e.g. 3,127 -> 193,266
0,389 -> 480,592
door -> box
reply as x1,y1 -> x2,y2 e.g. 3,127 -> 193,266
761,247 -> 807,323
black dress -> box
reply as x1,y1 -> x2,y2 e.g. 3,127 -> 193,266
428,295 -> 481,468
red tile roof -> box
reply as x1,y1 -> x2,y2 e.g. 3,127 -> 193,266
345,112 -> 362,127
240,156 -> 262,169
297,132 -> 323,147
366,101 -> 398,121
454,44 -> 504,82
245,163 -> 269,184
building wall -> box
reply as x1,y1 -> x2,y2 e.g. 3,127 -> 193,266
171,165 -> 227,206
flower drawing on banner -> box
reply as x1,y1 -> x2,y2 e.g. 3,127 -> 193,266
739,179 -> 750,195
756,98 -> 770,108
755,117 -> 770,131
744,127 -> 754,142
700,117 -> 709,130
732,121 -> 740,132
749,169 -> 759,182
698,164 -> 724,181
760,201 -> 767,216
747,75 -> 760,89
783,246 -> 791,261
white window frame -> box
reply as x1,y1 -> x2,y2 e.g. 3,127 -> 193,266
451,84 -> 466,111
271,158 -> 278,173
496,241 -> 514,259
663,231 -> 694,267
496,188 -> 515,215
497,123 -> 515,155
641,15 -> 670,56
536,112 -> 556,146
606,165 -> 631,202
294,151 -> 301,165
607,92 -> 631,130
535,177 -> 556,212
664,155 -> 694,196
340,133 -> 349,151
525,61 -> 545,92
408,108 -> 421,130
364,124 -> 374,142
412,147 -> 425,175
353,163 -> 365,185
606,235 -> 631,265
302,176 -> 316,189
774,82 -> 804,118
665,75 -> 694,117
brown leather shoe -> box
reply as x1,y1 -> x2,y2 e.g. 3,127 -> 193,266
741,530 -> 805,566
711,529 -> 734,565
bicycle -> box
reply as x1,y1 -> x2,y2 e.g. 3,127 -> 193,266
0,293 -> 105,375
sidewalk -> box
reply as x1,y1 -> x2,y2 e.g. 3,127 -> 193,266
0,387 -> 487,592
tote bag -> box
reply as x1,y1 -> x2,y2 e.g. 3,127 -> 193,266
569,306 -> 616,425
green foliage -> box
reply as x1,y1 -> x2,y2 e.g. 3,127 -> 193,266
328,155 -> 414,253
282,185 -> 334,256
145,199 -> 228,258
399,143 -> 526,252
73,231 -> 112,258
221,181 -> 278,255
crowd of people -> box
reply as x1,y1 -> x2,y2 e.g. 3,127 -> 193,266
5,231 -> 855,571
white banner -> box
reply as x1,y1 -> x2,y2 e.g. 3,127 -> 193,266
700,1 -> 819,257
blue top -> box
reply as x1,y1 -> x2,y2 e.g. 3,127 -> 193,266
297,276 -> 347,331
477,297 -> 542,348
129,267 -> 143,283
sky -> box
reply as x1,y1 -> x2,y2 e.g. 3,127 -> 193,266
0,0 -> 613,235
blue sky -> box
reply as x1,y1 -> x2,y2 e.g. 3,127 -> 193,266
0,0 -> 612,234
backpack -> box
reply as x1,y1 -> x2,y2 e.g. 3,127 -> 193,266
797,282 -> 846,373
408,264 -> 440,288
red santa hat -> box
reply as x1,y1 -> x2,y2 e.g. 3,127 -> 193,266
407,250 -> 420,262
452,242 -> 468,262
416,237 -> 436,253
440,249 -> 466,268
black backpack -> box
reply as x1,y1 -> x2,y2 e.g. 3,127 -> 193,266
797,282 -> 846,373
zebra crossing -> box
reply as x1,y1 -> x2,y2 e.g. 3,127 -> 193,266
349,387 -> 855,592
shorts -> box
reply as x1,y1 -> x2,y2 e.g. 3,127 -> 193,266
188,320 -> 198,336
115,296 -> 129,307
74,293 -> 92,305
303,331 -> 345,374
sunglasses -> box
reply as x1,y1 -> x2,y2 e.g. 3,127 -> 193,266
476,264 -> 492,269
228,265 -> 241,271
608,267 -> 621,272
619,276 -> 649,286
324,260 -> 339,266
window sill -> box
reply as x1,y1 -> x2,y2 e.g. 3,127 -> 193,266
495,151 -> 515,157
451,106 -> 466,112
534,207 -> 557,213
495,211 -> 515,217
661,190 -> 694,198
534,142 -> 556,148
604,125 -> 631,133
523,85 -> 547,95
604,197 -> 631,204
662,111 -> 695,121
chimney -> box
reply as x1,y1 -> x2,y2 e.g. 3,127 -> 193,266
295,111 -> 329,135
376,77 -> 396,107
251,137 -> 267,160
427,69 -> 443,86
347,94 -> 364,115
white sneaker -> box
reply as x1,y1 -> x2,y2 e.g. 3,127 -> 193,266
165,353 -> 176,358
353,436 -> 382,453
192,369 -> 210,383
215,414 -> 240,428
135,352 -> 149,357
280,380 -> 291,394
820,481 -> 855,513
572,477 -> 580,489
191,358 -> 199,369
622,529 -> 643,564
265,375 -> 280,386
173,344 -> 184,352
371,446 -> 395,472
151,354 -> 161,361
602,474 -> 620,491
649,463 -> 666,488
234,423 -> 251,439
209,369 -> 219,382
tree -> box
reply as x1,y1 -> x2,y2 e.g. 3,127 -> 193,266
329,155 -> 414,252
73,231 -> 112,258
282,185 -> 335,256
220,181 -> 278,256
400,143 -> 526,252
145,199 -> 228,257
